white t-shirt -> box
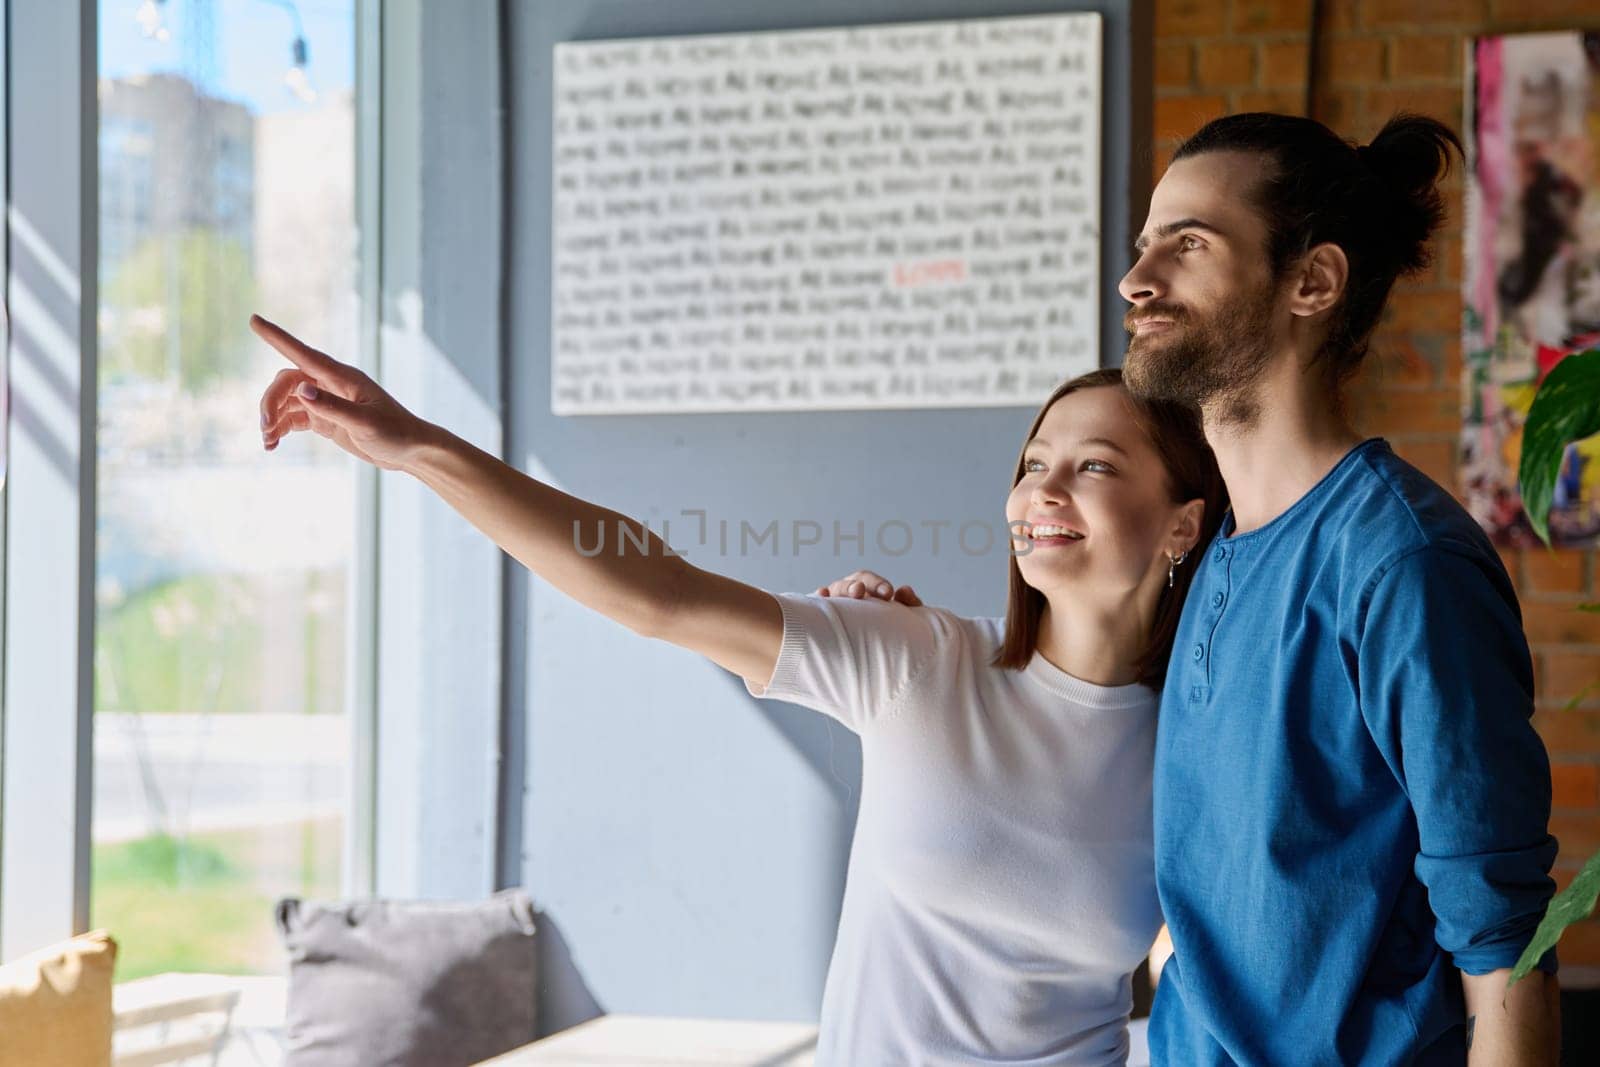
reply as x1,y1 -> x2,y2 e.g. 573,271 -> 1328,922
745,592 -> 1161,1067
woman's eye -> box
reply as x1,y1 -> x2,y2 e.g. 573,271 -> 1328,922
1023,458 -> 1046,473
1082,459 -> 1116,474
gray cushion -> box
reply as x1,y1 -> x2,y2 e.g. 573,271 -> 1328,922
276,889 -> 538,1067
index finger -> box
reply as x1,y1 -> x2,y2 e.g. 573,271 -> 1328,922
250,314 -> 359,390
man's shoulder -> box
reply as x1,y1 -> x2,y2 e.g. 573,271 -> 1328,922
1337,442 -> 1511,595
1335,441 -> 1499,559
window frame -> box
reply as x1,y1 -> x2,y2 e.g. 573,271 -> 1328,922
0,0 -> 384,957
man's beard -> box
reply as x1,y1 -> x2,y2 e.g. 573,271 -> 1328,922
1121,286 -> 1278,428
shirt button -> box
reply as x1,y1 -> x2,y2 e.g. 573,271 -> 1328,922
1212,592 -> 1225,608
1214,546 -> 1228,563
1192,644 -> 1204,661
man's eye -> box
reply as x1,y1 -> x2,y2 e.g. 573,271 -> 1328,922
1179,235 -> 1202,252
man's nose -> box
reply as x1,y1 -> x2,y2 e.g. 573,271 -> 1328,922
1118,254 -> 1163,304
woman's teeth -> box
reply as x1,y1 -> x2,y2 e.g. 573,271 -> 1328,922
1031,525 -> 1083,540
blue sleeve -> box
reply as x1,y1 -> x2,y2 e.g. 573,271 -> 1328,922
1357,545 -> 1559,976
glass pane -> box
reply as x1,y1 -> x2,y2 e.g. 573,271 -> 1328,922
94,0 -> 358,984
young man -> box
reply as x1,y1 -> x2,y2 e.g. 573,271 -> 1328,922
827,113 -> 1561,1064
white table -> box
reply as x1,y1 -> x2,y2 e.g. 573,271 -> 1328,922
480,1015 -> 1148,1066
476,1015 -> 818,1066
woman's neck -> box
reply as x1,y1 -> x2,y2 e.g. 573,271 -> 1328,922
1034,592 -> 1155,688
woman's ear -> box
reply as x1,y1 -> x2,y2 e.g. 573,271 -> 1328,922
1289,242 -> 1348,319
1172,498 -> 1205,557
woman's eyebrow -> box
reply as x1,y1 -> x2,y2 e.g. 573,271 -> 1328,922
1024,436 -> 1129,456
1077,436 -> 1129,456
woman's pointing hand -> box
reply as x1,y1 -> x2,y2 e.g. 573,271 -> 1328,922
254,314 -> 435,472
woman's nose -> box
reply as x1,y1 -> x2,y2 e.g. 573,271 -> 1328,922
1032,477 -> 1068,507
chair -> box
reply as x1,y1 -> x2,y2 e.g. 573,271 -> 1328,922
111,972 -> 242,1067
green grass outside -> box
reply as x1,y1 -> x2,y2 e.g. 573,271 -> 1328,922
91,817 -> 343,982
92,566 -> 349,979
95,568 -> 345,715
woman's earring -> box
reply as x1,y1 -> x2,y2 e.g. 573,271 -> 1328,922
1167,549 -> 1190,588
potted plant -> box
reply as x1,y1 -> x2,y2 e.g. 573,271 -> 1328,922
1511,345 -> 1600,984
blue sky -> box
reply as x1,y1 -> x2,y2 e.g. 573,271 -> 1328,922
99,0 -> 355,114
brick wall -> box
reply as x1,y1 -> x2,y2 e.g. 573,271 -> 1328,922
1154,0 -> 1600,973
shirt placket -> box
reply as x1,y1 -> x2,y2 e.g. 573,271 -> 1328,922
1188,540 -> 1233,705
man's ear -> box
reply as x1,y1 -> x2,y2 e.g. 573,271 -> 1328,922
1289,242 -> 1348,319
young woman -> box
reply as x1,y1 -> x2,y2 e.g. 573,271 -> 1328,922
255,314 -> 1225,1066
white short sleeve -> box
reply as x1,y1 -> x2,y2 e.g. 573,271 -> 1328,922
744,592 -> 949,732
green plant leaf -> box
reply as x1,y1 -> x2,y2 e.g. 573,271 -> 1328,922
1579,603 -> 1600,615
1516,348 -> 1600,545
1564,683 -> 1600,712
1510,849 -> 1600,985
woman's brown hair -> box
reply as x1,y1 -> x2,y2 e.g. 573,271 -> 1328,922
989,368 -> 1228,689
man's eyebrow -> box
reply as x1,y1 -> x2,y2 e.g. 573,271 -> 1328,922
1133,217 -> 1228,253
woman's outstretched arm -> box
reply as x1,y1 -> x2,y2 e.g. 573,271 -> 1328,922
253,314 -> 783,684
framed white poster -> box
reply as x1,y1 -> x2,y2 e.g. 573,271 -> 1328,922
551,13 -> 1103,414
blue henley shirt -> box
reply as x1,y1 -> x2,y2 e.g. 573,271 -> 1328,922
1149,437 -> 1558,1065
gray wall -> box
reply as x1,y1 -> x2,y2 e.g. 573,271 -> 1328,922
373,1 -> 507,901
501,0 -> 1150,1032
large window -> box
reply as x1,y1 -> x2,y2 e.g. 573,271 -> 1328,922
93,0 -> 359,981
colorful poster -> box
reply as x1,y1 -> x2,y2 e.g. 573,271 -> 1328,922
1462,31 -> 1600,546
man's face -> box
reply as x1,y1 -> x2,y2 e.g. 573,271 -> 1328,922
1118,151 -> 1286,423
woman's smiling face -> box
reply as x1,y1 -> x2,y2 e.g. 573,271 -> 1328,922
1005,385 -> 1184,603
